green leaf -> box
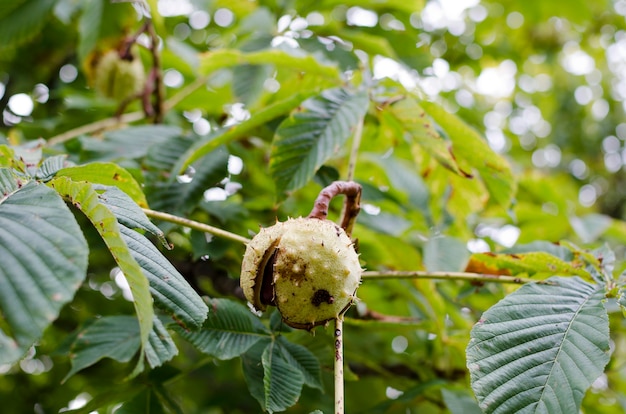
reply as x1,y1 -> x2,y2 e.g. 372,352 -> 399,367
118,225 -> 208,330
56,162 -> 148,207
145,317 -> 178,369
441,389 -> 482,414
0,182 -> 88,365
13,138 -> 45,171
65,316 -> 177,381
77,0 -> 102,63
466,251 -> 593,281
199,48 -> 340,79
48,176 -> 153,365
95,185 -> 165,244
373,155 -> 432,222
0,145 -> 16,167
570,214 -> 612,244
276,336 -> 323,391
176,298 -> 269,360
619,290 -> 626,312
62,384 -> 145,414
178,91 -> 318,171
64,316 -> 143,380
35,155 -> 70,181
424,235 -> 469,272
270,87 -> 369,195
115,388 -> 167,414
320,0 -> 424,14
0,0 -> 55,50
80,125 -> 182,161
379,97 -> 463,176
420,101 -> 516,207
466,277 -> 610,414
0,168 -> 27,202
334,28 -> 397,58
233,64 -> 274,105
148,146 -> 230,215
262,340 -> 305,413
242,339 -> 272,409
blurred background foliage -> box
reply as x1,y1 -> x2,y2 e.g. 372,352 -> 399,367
2,0 -> 626,413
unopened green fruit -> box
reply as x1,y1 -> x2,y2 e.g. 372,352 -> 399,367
94,50 -> 145,101
241,217 -> 362,330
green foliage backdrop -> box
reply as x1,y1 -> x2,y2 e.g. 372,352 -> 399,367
2,0 -> 626,413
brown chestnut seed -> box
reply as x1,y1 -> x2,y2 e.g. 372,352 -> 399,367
240,217 -> 362,330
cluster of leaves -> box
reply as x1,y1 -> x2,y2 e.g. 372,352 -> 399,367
2,0 -> 626,413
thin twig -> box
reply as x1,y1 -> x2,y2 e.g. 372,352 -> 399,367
361,270 -> 550,285
142,208 -> 250,245
334,316 -> 345,414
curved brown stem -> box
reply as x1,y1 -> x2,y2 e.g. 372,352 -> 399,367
308,181 -> 362,237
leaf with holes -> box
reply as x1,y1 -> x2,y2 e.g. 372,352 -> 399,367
270,87 -> 369,196
466,277 -> 610,414
0,182 -> 88,365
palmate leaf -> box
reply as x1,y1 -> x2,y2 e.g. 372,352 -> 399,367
466,277 -> 610,414
176,298 -> 269,360
0,182 -> 88,365
0,0 -> 55,50
48,176 -> 154,365
270,87 -> 369,195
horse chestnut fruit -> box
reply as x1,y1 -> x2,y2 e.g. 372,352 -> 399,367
241,217 -> 362,330
94,49 -> 145,101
